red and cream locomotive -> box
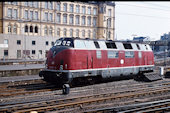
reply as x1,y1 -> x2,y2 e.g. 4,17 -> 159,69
39,37 -> 154,85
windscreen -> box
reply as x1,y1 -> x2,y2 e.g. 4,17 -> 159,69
54,38 -> 74,47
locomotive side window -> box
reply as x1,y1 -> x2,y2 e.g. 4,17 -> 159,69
138,51 -> 142,58
125,51 -> 134,58
136,44 -> 140,50
108,51 -> 119,58
96,50 -> 102,59
94,41 -> 100,48
105,42 -> 117,49
123,43 -> 133,49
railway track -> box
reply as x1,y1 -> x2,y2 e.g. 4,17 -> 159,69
85,98 -> 170,113
0,79 -> 58,98
0,79 -> 170,113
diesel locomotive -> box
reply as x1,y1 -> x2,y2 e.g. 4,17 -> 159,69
39,37 -> 154,85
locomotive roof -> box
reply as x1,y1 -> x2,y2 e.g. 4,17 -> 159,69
59,37 -> 148,44
56,37 -> 152,51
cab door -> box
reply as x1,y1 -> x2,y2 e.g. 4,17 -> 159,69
87,50 -> 93,69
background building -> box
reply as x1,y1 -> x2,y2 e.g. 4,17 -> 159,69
0,1 -> 115,59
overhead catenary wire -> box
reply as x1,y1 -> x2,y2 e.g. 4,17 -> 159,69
115,2 -> 170,20
116,2 -> 170,12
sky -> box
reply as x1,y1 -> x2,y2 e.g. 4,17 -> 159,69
115,1 -> 170,41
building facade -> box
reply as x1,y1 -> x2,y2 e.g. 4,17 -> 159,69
0,1 -> 115,59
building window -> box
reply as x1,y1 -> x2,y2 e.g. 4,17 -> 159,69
63,28 -> 67,37
93,29 -> 96,39
24,2 -> 28,6
13,25 -> 17,34
30,11 -> 33,20
70,29 -> 73,37
12,2 -> 17,5
35,26 -> 38,33
57,28 -> 60,37
8,25 -> 12,33
8,8 -> 12,18
8,2 -> 12,5
88,7 -> 91,15
44,12 -> 48,21
76,5 -> 80,13
108,9 -> 111,17
45,2 -> 48,9
39,50 -> 42,55
76,29 -> 79,37
32,50 -> 36,54
69,15 -> 74,24
88,30 -> 91,38
70,4 -> 74,13
34,2 -> 39,8
30,26 -> 33,32
44,27 -> 48,35
82,6 -> 86,14
93,17 -> 97,26
56,13 -> 61,23
63,3 -> 67,12
49,2 -> 53,9
75,15 -> 80,25
93,8 -> 97,15
87,16 -> 91,26
25,25 -> 28,32
63,14 -> 67,24
108,18 -> 111,28
82,16 -> 86,25
46,41 -> 49,45
51,41 -> 54,46
4,39 -> 8,44
29,2 -> 33,7
17,40 -> 21,45
82,30 -> 85,37
25,10 -> 28,19
56,3 -> 61,11
108,31 -> 111,39
49,13 -> 53,21
13,9 -> 18,19
4,50 -> 8,56
35,11 -> 38,20
49,27 -> 53,35
32,41 -> 36,45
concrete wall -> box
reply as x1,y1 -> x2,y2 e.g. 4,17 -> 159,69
0,34 -> 57,59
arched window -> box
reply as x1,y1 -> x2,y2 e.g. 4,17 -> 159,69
49,27 -> 53,35
35,26 -> 38,33
108,31 -> 111,39
70,29 -> 73,37
82,30 -> 85,38
88,30 -> 91,38
13,24 -> 17,34
8,24 -> 12,33
57,28 -> 60,37
76,29 -> 79,37
93,29 -> 96,39
44,26 -> 48,35
25,25 -> 28,32
30,25 -> 33,32
63,28 -> 67,37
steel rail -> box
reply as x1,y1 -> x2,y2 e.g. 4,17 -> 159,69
9,87 -> 170,113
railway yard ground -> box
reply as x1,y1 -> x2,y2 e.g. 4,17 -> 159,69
0,59 -> 170,113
